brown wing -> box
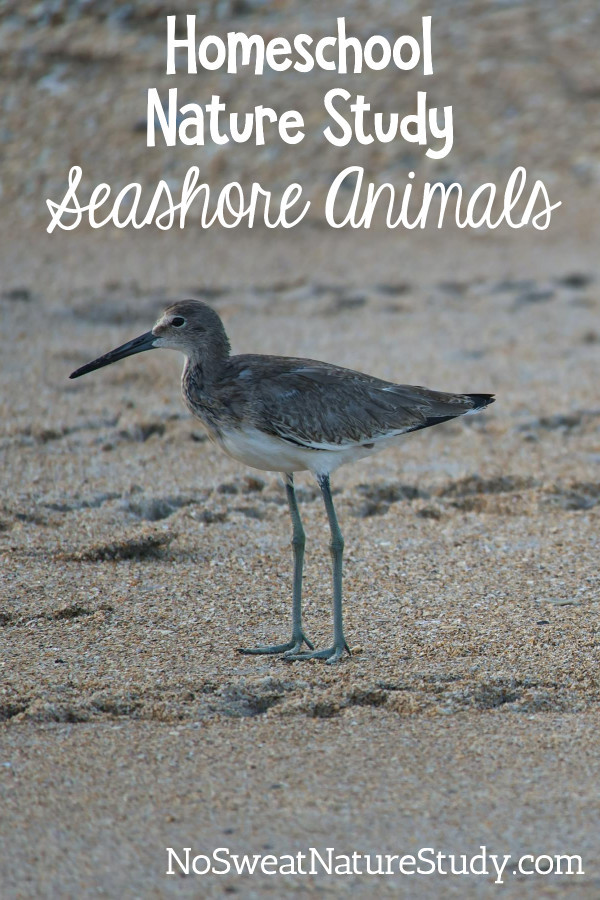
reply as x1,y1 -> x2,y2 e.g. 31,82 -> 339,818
226,356 -> 493,450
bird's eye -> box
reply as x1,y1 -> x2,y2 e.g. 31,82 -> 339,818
172,316 -> 186,327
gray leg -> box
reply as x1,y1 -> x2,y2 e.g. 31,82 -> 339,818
238,473 -> 314,656
285,473 -> 351,664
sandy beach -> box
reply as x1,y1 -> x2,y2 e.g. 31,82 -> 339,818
1,1 -> 600,897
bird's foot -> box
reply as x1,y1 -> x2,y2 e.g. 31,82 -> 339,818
238,631 -> 314,656
284,641 -> 351,665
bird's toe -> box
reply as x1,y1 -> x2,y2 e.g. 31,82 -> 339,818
284,643 -> 349,663
238,631 -> 314,656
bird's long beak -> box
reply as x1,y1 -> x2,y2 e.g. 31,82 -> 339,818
69,331 -> 157,379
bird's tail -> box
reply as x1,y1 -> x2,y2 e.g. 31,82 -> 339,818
404,390 -> 495,433
465,393 -> 495,412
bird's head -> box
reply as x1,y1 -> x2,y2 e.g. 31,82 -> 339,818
69,299 -> 230,379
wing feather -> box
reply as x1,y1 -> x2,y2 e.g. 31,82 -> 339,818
226,357 -> 493,451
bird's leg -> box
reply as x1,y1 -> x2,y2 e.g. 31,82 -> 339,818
285,473 -> 351,664
238,473 -> 314,656
283,473 -> 315,652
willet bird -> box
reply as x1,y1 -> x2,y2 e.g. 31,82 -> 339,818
70,299 -> 494,663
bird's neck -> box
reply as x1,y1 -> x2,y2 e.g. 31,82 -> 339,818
183,344 -> 228,393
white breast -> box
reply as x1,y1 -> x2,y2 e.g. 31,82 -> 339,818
216,426 -> 382,476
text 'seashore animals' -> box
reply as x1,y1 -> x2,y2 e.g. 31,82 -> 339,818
70,299 -> 494,663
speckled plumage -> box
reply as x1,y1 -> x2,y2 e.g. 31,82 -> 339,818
181,351 -> 493,476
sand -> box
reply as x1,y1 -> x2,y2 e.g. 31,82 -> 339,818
1,1 -> 600,897
1,222 -> 599,898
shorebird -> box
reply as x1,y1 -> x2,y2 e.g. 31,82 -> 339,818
70,299 -> 494,663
